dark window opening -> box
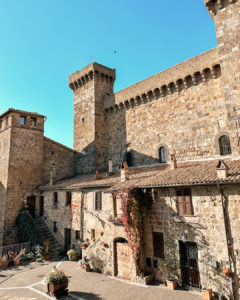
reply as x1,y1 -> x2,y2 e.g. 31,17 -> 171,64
95,191 -> 102,210
53,192 -> 58,208
146,257 -> 152,267
219,135 -> 231,155
125,152 -> 133,167
159,146 -> 166,163
153,260 -> 158,268
30,117 -> 37,127
75,230 -> 80,240
51,151 -> 54,156
20,116 -> 26,125
53,221 -> 57,233
91,229 -> 95,239
152,232 -> 164,258
82,117 -> 85,122
66,191 -> 72,206
176,188 -> 193,216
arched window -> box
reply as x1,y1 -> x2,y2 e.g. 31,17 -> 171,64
126,152 -> 133,167
219,135 -> 231,155
159,147 -> 166,163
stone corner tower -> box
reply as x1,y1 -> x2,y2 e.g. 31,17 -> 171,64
205,0 -> 240,156
69,63 -> 116,175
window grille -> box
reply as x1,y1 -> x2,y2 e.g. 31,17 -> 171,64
219,135 -> 231,155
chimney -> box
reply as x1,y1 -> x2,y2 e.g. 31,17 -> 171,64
170,154 -> 177,170
50,163 -> 55,186
108,159 -> 113,174
120,162 -> 129,182
216,160 -> 229,180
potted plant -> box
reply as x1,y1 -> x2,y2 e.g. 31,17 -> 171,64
46,268 -> 68,296
201,288 -> 213,300
164,238 -> 179,290
67,249 -> 80,261
0,255 -> 8,268
44,252 -> 51,261
81,242 -> 90,249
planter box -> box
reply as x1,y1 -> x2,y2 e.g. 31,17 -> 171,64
201,289 -> 213,300
166,280 -> 177,290
134,274 -> 153,285
48,281 -> 68,296
0,261 -> 8,268
68,255 -> 78,261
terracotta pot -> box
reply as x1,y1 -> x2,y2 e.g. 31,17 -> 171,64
201,288 -> 213,300
45,255 -> 51,261
0,261 -> 8,268
48,281 -> 68,296
166,280 -> 177,290
68,255 -> 78,261
14,259 -> 20,266
223,268 -> 230,276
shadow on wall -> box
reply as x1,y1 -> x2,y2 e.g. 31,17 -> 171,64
0,182 -> 6,246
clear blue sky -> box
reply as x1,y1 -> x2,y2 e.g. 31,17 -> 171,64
0,0 -> 217,148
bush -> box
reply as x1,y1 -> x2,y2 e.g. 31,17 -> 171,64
16,211 -> 42,246
45,269 -> 68,284
89,254 -> 104,273
67,249 -> 79,257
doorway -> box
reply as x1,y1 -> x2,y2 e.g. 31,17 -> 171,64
27,196 -> 36,218
179,241 -> 200,288
64,229 -> 71,250
39,196 -> 44,217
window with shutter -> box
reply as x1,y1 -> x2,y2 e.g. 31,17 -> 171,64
152,232 -> 164,258
66,192 -> 72,206
176,188 -> 193,216
95,192 -> 102,210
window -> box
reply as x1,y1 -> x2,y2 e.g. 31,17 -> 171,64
20,116 -> 26,125
152,232 -> 164,258
53,221 -> 57,233
159,146 -> 166,163
146,257 -> 152,267
126,152 -> 133,167
176,188 -> 193,216
66,192 -> 72,206
219,135 -> 231,156
53,192 -> 58,208
30,117 -> 37,127
75,230 -> 80,240
95,192 -> 102,210
91,229 -> 95,240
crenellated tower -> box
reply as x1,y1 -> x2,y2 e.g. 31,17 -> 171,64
205,0 -> 240,155
69,63 -> 115,175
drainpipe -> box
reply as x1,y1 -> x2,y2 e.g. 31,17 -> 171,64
218,185 -> 235,299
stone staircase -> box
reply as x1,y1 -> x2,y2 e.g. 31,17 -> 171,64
34,217 -> 63,257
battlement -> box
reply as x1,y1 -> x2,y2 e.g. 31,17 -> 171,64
0,108 -> 45,132
104,48 -> 221,113
205,0 -> 237,16
69,62 -> 116,91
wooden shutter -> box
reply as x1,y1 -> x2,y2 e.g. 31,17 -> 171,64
176,190 -> 185,215
184,189 -> 193,215
95,192 -> 102,210
66,192 -> 72,206
152,232 -> 164,258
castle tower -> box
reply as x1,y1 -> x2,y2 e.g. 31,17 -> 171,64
205,0 -> 240,155
69,63 -> 115,175
0,109 -> 45,245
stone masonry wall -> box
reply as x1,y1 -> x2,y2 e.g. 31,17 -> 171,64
144,184 -> 240,298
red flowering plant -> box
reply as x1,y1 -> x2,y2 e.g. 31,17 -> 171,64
119,187 -> 154,276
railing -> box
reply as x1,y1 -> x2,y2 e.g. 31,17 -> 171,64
0,242 -> 31,262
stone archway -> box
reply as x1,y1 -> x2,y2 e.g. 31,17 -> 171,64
113,237 -> 131,280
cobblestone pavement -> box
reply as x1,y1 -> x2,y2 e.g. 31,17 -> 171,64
0,258 -> 203,300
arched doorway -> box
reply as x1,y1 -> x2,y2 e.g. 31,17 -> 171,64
113,237 -> 131,280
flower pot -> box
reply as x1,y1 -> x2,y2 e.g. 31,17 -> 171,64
48,281 -> 68,296
45,255 -> 50,261
201,288 -> 213,300
166,280 -> 177,290
68,255 -> 78,261
14,259 -> 20,266
223,268 -> 230,276
0,261 -> 8,268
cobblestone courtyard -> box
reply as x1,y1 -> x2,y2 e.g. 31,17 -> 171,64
0,259 -> 203,300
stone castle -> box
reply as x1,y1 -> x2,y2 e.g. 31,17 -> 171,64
1,0 -> 240,297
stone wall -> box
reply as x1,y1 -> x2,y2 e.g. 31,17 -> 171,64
144,184 -> 240,298
42,137 -> 76,184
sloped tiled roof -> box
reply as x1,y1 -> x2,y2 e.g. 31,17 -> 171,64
39,158 -> 240,192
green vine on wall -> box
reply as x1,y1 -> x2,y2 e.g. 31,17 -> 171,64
120,187 -> 154,276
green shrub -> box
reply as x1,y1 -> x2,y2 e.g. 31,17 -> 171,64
45,269 -> 68,284
67,249 -> 79,256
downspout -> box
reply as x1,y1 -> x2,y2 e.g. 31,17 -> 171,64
218,185 -> 235,299
80,191 -> 85,242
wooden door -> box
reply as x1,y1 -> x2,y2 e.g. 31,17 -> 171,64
64,229 -> 71,250
39,196 -> 44,217
115,241 -> 131,280
27,196 -> 36,218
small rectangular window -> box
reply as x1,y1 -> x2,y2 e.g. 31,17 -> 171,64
30,117 -> 37,127
176,188 -> 193,216
153,260 -> 158,268
152,232 -> 164,258
91,229 -> 95,239
75,230 -> 80,240
53,192 -> 58,208
53,221 -> 57,233
146,257 -> 152,267
95,192 -> 102,210
20,116 -> 26,125
66,192 -> 72,206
